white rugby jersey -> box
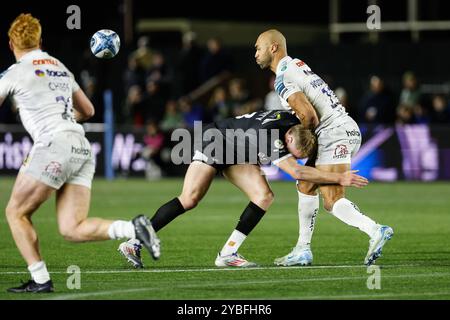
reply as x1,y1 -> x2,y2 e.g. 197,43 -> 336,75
274,56 -> 348,132
0,49 -> 84,141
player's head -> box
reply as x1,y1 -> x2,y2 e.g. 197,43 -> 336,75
254,29 -> 287,69
285,124 -> 317,159
8,13 -> 42,53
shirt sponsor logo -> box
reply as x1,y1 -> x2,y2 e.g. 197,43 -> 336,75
42,161 -> 63,182
346,129 -> 361,137
69,157 -> 86,164
333,144 -> 349,159
71,146 -> 91,156
46,69 -> 69,77
45,161 -> 62,175
35,69 -> 45,77
48,82 -> 70,92
33,59 -> 58,66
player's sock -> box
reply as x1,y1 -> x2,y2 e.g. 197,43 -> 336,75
220,202 -> 265,256
108,220 -> 135,239
331,198 -> 379,237
295,191 -> 319,248
220,230 -> 247,256
150,197 -> 186,232
28,261 -> 50,284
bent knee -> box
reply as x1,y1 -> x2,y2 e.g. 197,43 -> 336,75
252,190 -> 274,210
178,193 -> 201,211
298,182 -> 317,195
58,223 -> 81,242
5,202 -> 32,222
323,196 -> 343,212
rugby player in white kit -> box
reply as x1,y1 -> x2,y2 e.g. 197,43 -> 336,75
0,14 -> 160,293
254,29 -> 393,266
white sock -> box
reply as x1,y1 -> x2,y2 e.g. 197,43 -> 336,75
220,230 -> 247,256
107,221 -> 135,240
331,198 -> 379,237
28,261 -> 50,284
295,191 -> 319,248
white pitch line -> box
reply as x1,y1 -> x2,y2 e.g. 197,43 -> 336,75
0,263 -> 427,275
43,272 -> 450,300
249,291 -> 450,300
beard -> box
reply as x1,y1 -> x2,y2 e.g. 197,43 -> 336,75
256,57 -> 271,69
257,61 -> 269,69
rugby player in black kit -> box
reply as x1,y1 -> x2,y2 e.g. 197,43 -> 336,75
118,110 -> 368,268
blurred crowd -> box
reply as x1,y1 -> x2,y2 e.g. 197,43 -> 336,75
356,72 -> 450,125
118,34 -> 450,134
1,32 -> 449,178
121,34 -> 264,130
116,31 -> 450,178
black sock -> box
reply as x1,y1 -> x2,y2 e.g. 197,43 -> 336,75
150,198 -> 186,232
235,202 -> 266,236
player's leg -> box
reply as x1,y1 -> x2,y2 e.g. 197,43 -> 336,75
118,155 -> 217,268
215,164 -> 274,267
148,161 -> 217,232
5,172 -> 55,292
318,163 -> 393,265
318,163 -> 379,235
56,184 -> 112,242
274,180 -> 318,266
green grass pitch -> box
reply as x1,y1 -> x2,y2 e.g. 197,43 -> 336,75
1,178 -> 449,300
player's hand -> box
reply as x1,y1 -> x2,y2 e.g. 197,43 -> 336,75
338,170 -> 369,188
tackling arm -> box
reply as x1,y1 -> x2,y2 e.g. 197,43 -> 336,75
275,156 -> 368,188
287,92 -> 319,130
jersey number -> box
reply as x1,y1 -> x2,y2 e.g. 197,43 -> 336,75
321,86 -> 340,109
56,96 -> 76,122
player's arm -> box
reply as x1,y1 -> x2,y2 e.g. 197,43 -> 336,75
275,155 -> 368,187
287,92 -> 319,130
0,96 -> 5,107
72,89 -> 95,122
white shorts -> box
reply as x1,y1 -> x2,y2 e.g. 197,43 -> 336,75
315,118 -> 361,166
20,131 -> 95,189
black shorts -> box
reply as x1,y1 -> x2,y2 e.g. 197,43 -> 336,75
192,123 -> 231,171
192,123 -> 260,171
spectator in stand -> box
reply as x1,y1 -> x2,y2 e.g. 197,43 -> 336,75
123,85 -> 146,127
264,75 -> 284,111
179,97 -> 203,128
207,86 -> 231,122
130,36 -> 153,73
430,94 -> 450,123
141,119 -> 165,180
400,71 -> 422,107
399,71 -> 429,124
199,37 -> 233,83
147,51 -> 171,99
173,31 -> 203,98
124,55 -> 146,93
142,80 -> 166,124
396,103 -> 415,125
161,100 -> 183,132
228,78 -> 250,116
228,78 -> 262,116
359,75 -> 395,124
